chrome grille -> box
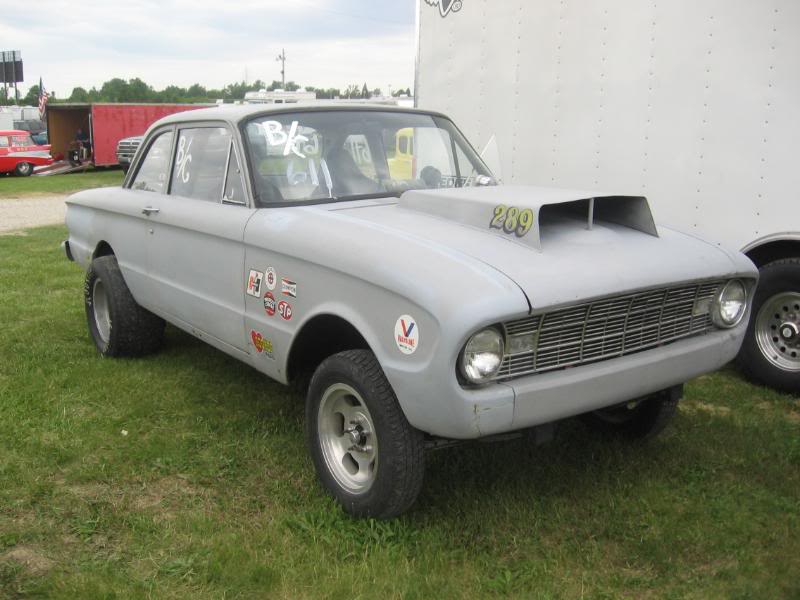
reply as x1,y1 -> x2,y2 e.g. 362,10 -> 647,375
497,280 -> 722,380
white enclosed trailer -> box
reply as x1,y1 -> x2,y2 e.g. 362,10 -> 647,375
416,0 -> 800,393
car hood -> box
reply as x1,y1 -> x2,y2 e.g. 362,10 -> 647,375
330,185 -> 753,310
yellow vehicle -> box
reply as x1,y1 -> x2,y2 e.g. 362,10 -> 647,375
388,127 -> 414,180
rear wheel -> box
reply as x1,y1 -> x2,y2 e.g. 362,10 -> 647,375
306,350 -> 425,519
85,255 -> 165,357
582,385 -> 682,440
737,258 -> 800,394
14,162 -> 33,176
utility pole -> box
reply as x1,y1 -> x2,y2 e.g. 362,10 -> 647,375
275,48 -> 286,89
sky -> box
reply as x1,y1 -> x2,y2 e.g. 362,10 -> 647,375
0,0 -> 417,98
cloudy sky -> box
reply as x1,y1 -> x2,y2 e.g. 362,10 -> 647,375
1,0 -> 416,97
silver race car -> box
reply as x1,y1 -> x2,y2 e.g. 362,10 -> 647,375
63,105 -> 757,518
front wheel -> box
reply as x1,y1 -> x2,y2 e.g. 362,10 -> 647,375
737,258 -> 800,394
306,350 -> 425,519
14,162 -> 33,176
582,385 -> 682,440
85,255 -> 165,357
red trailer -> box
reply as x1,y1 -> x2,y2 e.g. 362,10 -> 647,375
46,103 -> 212,167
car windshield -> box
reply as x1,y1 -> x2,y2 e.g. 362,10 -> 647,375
242,110 -> 495,205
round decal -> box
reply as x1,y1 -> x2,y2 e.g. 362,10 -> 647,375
278,300 -> 293,321
394,315 -> 419,355
265,267 -> 277,291
264,292 -> 276,316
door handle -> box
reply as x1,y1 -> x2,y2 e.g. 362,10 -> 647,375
142,206 -> 160,216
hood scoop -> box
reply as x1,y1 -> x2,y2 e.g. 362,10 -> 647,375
399,185 -> 658,251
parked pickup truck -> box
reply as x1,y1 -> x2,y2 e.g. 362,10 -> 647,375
115,135 -> 143,173
63,104 -> 757,518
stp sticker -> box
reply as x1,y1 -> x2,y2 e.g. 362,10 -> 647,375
278,300 -> 293,321
265,267 -> 277,291
250,330 -> 274,358
246,270 -> 264,297
263,292 -> 276,316
281,278 -> 297,297
394,315 -> 419,355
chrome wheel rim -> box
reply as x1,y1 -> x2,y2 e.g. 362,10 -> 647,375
317,383 -> 378,494
755,292 -> 800,372
92,279 -> 111,344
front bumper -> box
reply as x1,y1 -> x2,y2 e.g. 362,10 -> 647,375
402,326 -> 745,439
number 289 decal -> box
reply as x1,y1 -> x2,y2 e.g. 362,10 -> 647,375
490,205 -> 535,237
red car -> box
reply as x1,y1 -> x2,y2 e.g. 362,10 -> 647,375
0,130 -> 53,176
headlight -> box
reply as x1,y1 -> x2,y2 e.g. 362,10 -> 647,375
460,327 -> 504,384
712,279 -> 748,328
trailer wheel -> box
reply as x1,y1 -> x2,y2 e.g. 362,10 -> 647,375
737,258 -> 800,394
14,162 -> 33,177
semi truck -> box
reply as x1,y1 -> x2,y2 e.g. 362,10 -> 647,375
415,0 -> 800,393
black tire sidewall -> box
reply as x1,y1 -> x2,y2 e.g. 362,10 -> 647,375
84,258 -> 115,355
584,390 -> 679,440
306,351 -> 423,518
83,255 -> 164,357
737,259 -> 800,394
15,162 -> 32,176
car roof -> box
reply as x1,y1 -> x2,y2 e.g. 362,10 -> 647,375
151,102 -> 447,129
0,130 -> 32,136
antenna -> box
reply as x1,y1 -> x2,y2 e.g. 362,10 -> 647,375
275,48 -> 286,88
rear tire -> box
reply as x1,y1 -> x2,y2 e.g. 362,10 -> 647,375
306,350 -> 425,519
736,258 -> 800,394
582,385 -> 682,440
84,255 -> 165,357
14,162 -> 33,176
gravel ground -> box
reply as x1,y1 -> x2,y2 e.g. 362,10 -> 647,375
0,195 -> 68,235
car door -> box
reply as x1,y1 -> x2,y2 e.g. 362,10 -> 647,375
143,123 -> 255,353
93,127 -> 175,302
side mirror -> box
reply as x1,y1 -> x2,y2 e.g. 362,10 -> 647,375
479,134 -> 503,183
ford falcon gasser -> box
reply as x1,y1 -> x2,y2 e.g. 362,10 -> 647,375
63,105 -> 757,518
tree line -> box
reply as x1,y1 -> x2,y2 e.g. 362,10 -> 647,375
1,77 -> 413,106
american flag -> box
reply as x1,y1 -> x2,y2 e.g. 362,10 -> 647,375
38,77 -> 49,119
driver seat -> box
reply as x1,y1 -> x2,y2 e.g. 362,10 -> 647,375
326,147 -> 382,196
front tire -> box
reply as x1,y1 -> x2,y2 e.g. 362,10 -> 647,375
737,258 -> 800,394
14,162 -> 33,176
84,255 -> 165,357
306,350 -> 425,519
582,385 -> 682,440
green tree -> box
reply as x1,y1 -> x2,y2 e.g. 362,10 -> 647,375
186,83 -> 207,98
159,85 -> 186,103
22,84 -> 40,106
69,87 -> 90,102
125,77 -> 154,102
99,78 -> 129,102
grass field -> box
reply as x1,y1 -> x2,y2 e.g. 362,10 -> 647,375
1,225 -> 799,599
0,169 -> 125,198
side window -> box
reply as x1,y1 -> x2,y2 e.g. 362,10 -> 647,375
0,136 -> 8,148
131,131 -> 174,194
223,143 -> 246,205
170,127 -> 231,202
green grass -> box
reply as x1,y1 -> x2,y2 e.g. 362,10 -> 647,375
0,169 -> 124,198
1,225 -> 799,599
